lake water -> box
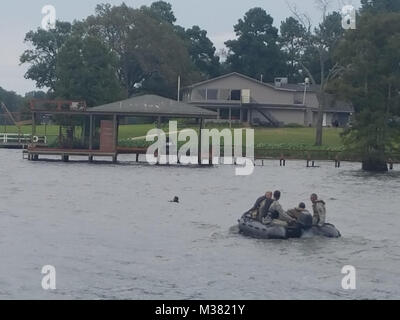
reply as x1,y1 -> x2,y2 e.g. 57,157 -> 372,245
0,149 -> 399,300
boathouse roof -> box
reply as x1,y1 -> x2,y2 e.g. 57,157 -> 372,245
88,94 -> 218,118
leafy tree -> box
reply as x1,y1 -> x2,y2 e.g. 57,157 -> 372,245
334,12 -> 400,171
55,35 -> 123,107
183,26 -> 220,78
0,87 -> 24,112
85,3 -> 200,98
20,21 -> 72,91
25,91 -> 47,99
141,1 -> 176,24
361,0 -> 400,13
142,2 -> 220,79
290,7 -> 344,146
225,7 -> 286,82
280,17 -> 307,82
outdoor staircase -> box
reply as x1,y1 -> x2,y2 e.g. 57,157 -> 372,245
254,107 -> 281,127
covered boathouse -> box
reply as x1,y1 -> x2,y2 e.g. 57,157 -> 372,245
25,94 -> 218,164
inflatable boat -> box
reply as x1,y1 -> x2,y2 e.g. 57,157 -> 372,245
238,213 -> 341,239
307,223 -> 341,238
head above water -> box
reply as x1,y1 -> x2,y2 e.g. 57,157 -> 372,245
310,194 -> 318,203
298,202 -> 306,209
265,191 -> 273,199
171,196 -> 179,203
273,190 -> 281,200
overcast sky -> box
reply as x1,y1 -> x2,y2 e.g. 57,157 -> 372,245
0,0 -> 360,95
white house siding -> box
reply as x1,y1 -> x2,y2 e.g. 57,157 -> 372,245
184,73 -> 351,128
188,74 -> 296,105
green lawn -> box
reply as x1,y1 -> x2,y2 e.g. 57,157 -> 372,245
2,124 -> 344,149
252,127 -> 343,147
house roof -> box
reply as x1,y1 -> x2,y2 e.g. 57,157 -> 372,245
88,94 -> 218,118
183,72 -> 298,92
184,72 -> 323,93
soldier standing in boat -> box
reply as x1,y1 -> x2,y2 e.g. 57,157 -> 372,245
310,193 -> 326,227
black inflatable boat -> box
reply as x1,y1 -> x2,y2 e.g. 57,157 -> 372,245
238,213 -> 341,239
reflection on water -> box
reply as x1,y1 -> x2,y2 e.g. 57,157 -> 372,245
0,150 -> 399,299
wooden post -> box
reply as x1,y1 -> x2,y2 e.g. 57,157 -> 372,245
32,112 -> 36,138
229,107 -> 232,129
198,118 -> 204,165
157,116 -> 162,129
113,114 -> 117,151
113,114 -> 118,163
89,114 -> 93,150
388,158 -> 394,170
280,154 -> 286,167
115,115 -> 119,149
335,154 -> 341,168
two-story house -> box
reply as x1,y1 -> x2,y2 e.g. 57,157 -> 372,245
182,72 -> 353,127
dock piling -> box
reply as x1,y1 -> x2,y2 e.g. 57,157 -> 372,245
388,158 -> 394,170
280,154 -> 286,167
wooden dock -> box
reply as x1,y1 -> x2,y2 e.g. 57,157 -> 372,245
24,147 -> 118,162
23,146 -> 211,165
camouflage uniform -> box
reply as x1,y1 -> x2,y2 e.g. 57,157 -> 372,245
312,200 -> 326,227
266,200 -> 295,226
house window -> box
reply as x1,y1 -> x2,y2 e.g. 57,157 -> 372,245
219,89 -> 230,101
230,90 -> 241,101
207,89 -> 218,100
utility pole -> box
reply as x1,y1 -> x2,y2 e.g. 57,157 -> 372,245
177,75 -> 181,102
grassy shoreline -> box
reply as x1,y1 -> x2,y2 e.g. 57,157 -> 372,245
2,124 -> 398,161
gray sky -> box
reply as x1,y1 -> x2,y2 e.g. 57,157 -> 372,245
0,0 -> 360,95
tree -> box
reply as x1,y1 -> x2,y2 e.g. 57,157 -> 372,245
280,17 -> 307,82
225,8 -> 286,82
334,12 -> 400,171
55,35 -> 123,107
25,91 -> 47,99
142,2 -> 221,79
361,0 -> 400,13
141,1 -> 176,24
289,1 -> 344,146
20,21 -> 72,91
85,3 -> 200,98
0,87 -> 24,113
183,26 -> 221,78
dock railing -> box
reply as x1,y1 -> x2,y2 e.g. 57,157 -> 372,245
0,133 -> 47,146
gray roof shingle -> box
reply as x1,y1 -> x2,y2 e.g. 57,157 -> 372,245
88,94 -> 218,118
